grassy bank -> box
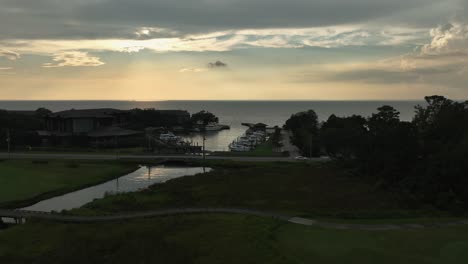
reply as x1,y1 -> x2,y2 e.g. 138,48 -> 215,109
78,161 -> 443,218
1,214 -> 468,264
0,160 -> 138,208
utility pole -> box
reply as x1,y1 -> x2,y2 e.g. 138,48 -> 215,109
309,134 -> 313,158
6,129 -> 11,160
202,134 -> 206,161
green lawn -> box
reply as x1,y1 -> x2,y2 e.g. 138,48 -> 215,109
252,139 -> 275,154
1,214 -> 468,264
78,161 -> 444,218
0,160 -> 138,208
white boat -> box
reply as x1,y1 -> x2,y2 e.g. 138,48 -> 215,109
229,142 -> 251,152
204,123 -> 223,131
228,127 -> 268,152
159,132 -> 180,141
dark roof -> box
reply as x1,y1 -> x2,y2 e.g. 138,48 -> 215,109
50,108 -> 125,118
36,130 -> 52,136
88,126 -> 143,138
6,110 -> 37,116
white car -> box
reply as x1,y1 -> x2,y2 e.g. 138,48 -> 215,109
294,156 -> 309,160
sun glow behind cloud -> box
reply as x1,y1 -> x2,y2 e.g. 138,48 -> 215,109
0,0 -> 467,100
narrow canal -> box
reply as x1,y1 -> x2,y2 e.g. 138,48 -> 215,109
20,165 -> 210,212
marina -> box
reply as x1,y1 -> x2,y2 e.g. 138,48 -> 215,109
229,124 -> 268,152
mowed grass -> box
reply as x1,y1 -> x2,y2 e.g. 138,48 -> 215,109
0,160 -> 137,208
80,161 -> 440,218
1,214 -> 468,264
252,139 -> 275,155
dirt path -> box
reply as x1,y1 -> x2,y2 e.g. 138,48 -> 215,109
2,208 -> 468,231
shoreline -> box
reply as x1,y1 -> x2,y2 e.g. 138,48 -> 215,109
0,162 -> 139,210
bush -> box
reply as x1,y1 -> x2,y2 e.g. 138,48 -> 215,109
32,160 -> 49,165
65,161 -> 80,168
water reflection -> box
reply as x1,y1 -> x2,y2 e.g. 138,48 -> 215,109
20,165 -> 210,212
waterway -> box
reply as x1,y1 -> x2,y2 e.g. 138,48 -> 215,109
20,165 -> 210,212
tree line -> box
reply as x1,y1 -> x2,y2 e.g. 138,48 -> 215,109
285,96 -> 468,212
0,108 -> 219,149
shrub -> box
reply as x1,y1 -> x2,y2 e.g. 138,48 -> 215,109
32,160 -> 49,165
65,161 -> 80,168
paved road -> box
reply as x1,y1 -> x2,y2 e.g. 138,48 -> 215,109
280,130 -> 301,157
2,208 -> 468,231
0,152 -> 330,162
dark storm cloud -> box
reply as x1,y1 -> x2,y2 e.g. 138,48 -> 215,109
0,0 -> 450,40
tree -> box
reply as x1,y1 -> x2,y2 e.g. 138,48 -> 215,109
364,106 -> 418,182
410,96 -> 468,209
191,111 -> 219,126
320,114 -> 367,161
126,109 -> 191,130
284,110 -> 320,157
367,105 -> 400,134
35,107 -> 52,118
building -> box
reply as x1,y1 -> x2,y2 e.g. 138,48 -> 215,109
39,108 -> 191,148
44,108 -> 129,135
39,109 -> 142,147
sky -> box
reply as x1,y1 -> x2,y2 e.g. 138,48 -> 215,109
0,0 -> 467,100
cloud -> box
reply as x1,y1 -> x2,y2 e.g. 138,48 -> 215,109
42,51 -> 105,67
399,21 -> 468,80
134,27 -> 180,40
0,0 -> 449,40
0,25 -> 430,73
208,61 -> 227,68
421,23 -> 468,55
179,68 -> 207,73
0,66 -> 15,75
179,61 -> 228,73
294,20 -> 468,89
0,50 -> 20,60
0,25 -> 431,60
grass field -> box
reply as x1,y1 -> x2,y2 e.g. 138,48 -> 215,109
1,214 -> 468,264
0,160 -> 138,208
79,161 -> 444,218
2,160 -> 467,263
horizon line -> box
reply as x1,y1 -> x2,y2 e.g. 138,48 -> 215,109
0,99 -> 435,102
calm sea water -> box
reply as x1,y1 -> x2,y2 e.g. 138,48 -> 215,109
0,100 -> 424,151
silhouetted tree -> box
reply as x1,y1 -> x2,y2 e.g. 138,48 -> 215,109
284,110 -> 320,157
320,114 -> 367,161
410,96 -> 468,209
35,107 -> 52,118
191,111 -> 219,126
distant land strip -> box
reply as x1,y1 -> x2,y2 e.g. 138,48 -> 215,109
0,152 -> 330,162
